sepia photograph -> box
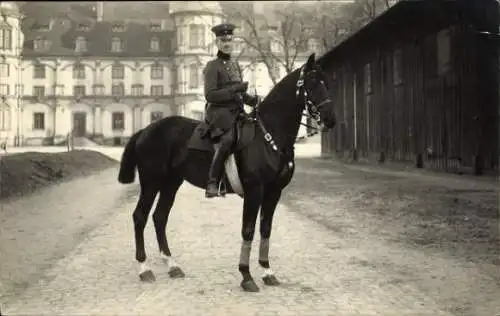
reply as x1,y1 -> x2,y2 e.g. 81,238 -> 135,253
0,0 -> 498,315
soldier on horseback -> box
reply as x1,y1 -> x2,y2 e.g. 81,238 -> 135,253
203,23 -> 260,198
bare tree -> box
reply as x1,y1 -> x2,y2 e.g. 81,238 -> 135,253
221,1 -> 311,85
301,1 -> 353,51
341,0 -> 394,33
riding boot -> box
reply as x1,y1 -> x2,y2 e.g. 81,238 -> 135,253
206,147 -> 228,198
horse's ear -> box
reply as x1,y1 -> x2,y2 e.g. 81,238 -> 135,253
305,53 -> 316,71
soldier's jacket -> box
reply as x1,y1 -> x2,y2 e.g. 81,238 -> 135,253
203,53 -> 258,137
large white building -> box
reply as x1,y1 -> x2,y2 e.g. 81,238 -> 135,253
1,1 -> 315,147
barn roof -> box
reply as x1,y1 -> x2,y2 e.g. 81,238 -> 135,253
318,0 -> 499,68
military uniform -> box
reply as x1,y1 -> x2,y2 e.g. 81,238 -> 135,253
203,23 -> 259,198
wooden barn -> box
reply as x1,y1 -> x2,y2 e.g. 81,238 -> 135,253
319,0 -> 499,175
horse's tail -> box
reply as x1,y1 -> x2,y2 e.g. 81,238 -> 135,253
118,130 -> 142,184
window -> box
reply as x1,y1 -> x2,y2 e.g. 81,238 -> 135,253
189,24 -> 205,49
33,112 -> 45,130
33,64 -> 46,79
131,84 -> 143,96
111,84 -> 124,96
75,36 -> 87,53
0,63 -> 9,77
192,111 -> 204,121
150,111 -> 163,123
112,112 -> 124,130
188,64 -> 199,89
33,22 -> 51,32
150,37 -> 160,52
364,62 -> 372,94
73,85 -> 86,96
111,37 -> 123,52
437,28 -> 451,75
34,37 -> 47,51
0,103 -> 10,131
0,27 -> 12,50
77,24 -> 90,32
93,84 -> 104,95
150,64 -> 163,79
308,38 -> 322,53
150,85 -> 163,96
150,23 -> 161,32
73,64 -> 86,79
33,86 -> 45,97
393,48 -> 403,85
112,64 -> 124,79
112,24 -> 125,32
0,84 -> 8,96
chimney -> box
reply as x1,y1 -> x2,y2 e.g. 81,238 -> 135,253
96,2 -> 104,22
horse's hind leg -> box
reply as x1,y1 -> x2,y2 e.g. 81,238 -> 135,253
133,184 -> 158,282
152,178 -> 185,278
259,184 -> 282,286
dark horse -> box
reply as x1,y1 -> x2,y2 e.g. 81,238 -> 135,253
117,53 -> 336,292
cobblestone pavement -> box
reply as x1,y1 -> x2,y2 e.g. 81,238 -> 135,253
1,154 -> 498,315
0,167 -> 138,303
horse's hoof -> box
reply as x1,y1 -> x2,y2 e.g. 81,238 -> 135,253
262,274 -> 280,286
139,270 -> 156,283
241,279 -> 260,292
168,266 -> 185,278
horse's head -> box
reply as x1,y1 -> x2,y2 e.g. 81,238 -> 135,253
297,53 -> 337,129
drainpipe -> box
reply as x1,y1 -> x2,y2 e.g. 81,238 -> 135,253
52,60 -> 58,144
15,24 -> 21,146
352,73 -> 358,161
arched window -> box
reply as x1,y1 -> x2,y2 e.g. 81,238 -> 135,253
111,37 -> 123,52
75,36 -> 87,52
34,36 -> 47,51
150,37 -> 160,52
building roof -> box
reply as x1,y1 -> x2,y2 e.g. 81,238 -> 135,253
102,2 -> 171,21
22,18 -> 174,58
318,0 -> 499,68
169,1 -> 223,16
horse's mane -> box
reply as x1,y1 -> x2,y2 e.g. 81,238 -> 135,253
258,68 -> 301,110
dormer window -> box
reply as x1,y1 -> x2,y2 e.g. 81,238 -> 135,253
112,23 -> 125,32
33,21 -> 51,32
150,37 -> 160,52
77,24 -> 90,32
75,36 -> 87,53
150,23 -> 161,32
34,36 -> 49,51
111,37 -> 123,52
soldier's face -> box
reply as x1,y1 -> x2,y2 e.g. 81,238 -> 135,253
216,37 -> 233,55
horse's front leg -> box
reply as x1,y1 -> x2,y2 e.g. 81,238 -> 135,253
259,184 -> 282,286
239,185 -> 263,292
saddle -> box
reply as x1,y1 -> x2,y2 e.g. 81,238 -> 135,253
188,114 -> 281,197
188,117 -> 256,154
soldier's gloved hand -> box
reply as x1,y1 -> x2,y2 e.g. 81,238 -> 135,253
233,82 -> 249,93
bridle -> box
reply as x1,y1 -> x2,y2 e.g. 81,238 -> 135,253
295,65 -> 332,131
252,65 -> 332,155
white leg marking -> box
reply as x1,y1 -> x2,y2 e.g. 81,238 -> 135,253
160,253 -> 179,269
139,261 -> 150,274
263,268 -> 275,277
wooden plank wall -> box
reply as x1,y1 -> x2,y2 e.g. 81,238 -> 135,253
323,20 -> 498,174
